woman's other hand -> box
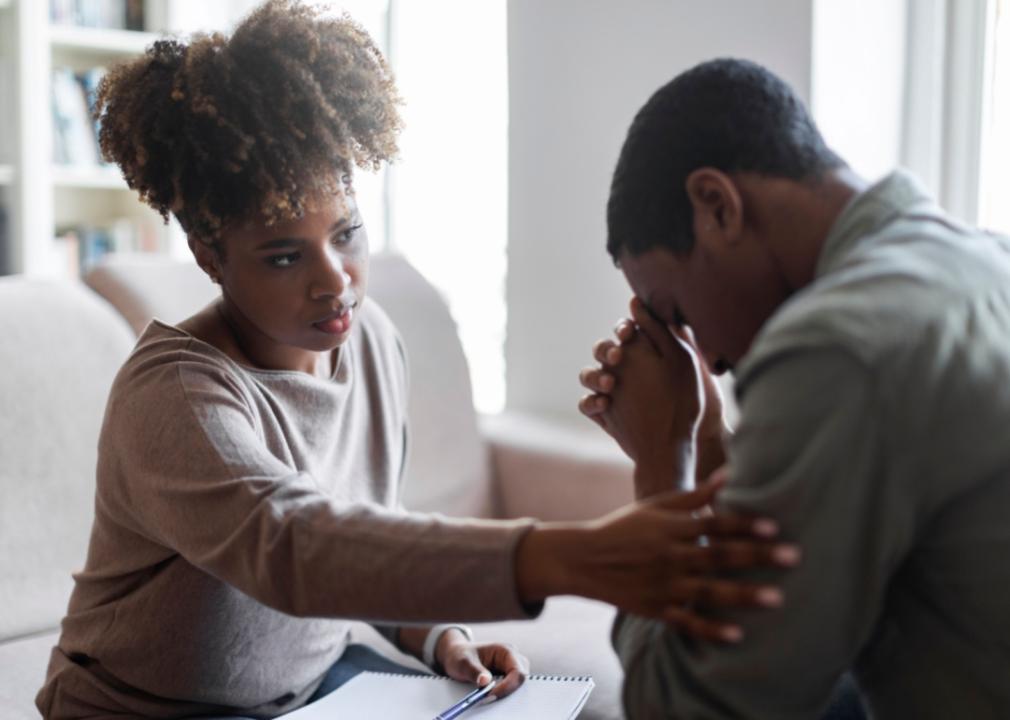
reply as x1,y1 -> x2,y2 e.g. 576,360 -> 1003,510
436,632 -> 530,700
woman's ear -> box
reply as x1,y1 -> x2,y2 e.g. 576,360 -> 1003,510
189,236 -> 223,285
684,168 -> 744,247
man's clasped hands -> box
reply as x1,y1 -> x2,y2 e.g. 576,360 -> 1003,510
574,297 -> 800,643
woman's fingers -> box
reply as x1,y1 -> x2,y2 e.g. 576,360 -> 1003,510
698,512 -> 781,538
489,667 -> 526,699
670,577 -> 786,609
477,644 -> 529,699
679,540 -> 802,571
442,645 -> 493,687
648,484 -> 780,540
662,605 -> 746,644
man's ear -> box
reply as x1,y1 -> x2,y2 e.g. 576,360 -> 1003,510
684,168 -> 744,245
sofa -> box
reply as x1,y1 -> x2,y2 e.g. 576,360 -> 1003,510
0,252 -> 634,719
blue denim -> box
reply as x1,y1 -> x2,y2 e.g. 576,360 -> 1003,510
201,644 -> 427,719
822,674 -> 868,720
306,643 -> 428,703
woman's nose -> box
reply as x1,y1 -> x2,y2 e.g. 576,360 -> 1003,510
309,252 -> 351,300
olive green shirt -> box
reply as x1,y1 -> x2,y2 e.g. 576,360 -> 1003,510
615,171 -> 1010,719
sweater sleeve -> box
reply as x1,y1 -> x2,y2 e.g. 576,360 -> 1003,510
103,356 -> 536,625
613,346 -> 916,719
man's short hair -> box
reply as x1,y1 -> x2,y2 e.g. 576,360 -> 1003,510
607,58 -> 843,260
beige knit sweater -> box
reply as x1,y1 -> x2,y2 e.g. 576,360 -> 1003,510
37,301 -> 534,719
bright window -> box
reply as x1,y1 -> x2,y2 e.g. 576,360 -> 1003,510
980,0 -> 1010,234
326,0 -> 390,253
307,0 -> 509,413
387,0 -> 508,413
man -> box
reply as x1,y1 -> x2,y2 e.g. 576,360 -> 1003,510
579,58 -> 1010,719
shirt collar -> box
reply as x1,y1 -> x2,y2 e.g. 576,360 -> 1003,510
815,169 -> 938,278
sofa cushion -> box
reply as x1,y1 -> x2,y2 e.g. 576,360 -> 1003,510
84,253 -> 219,336
85,252 -> 496,518
364,254 -> 495,517
0,629 -> 59,719
0,278 -> 135,642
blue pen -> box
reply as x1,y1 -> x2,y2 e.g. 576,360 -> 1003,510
433,678 -> 499,720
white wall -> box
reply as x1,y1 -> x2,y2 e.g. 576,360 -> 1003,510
506,0 -> 814,423
812,0 -> 908,183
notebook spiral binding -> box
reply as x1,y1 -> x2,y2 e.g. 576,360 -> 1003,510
361,671 -> 592,683
529,674 -> 592,682
361,672 -> 441,679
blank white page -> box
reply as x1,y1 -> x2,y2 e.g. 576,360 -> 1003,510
281,671 -> 595,719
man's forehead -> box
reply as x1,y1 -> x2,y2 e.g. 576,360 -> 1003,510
620,247 -> 687,287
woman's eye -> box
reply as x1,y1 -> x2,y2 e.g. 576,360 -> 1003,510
267,253 -> 300,268
334,224 -> 364,246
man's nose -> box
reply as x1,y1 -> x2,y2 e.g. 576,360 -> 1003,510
309,250 -> 350,300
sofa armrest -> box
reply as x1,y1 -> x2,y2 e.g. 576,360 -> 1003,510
480,411 -> 634,522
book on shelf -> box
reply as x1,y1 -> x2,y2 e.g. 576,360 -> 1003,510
50,0 -> 145,31
0,32 -> 11,164
55,218 -> 160,276
79,67 -> 109,161
0,202 -> 8,276
52,230 -> 81,277
51,66 -> 109,167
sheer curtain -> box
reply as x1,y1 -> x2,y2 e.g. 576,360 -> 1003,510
901,0 -> 1006,228
979,0 -> 1010,235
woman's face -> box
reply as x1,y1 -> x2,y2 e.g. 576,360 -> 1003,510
206,182 -> 369,373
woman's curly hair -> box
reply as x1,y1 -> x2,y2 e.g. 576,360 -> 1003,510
94,0 -> 402,243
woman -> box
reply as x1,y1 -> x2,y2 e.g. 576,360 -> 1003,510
36,2 -> 797,718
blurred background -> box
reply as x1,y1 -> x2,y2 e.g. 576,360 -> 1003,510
0,0 -> 1006,427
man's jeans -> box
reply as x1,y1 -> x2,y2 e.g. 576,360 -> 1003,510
824,674 -> 868,720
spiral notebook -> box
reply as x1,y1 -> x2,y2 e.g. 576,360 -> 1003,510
282,671 -> 595,719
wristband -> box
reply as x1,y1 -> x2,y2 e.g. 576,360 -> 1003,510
421,623 -> 474,672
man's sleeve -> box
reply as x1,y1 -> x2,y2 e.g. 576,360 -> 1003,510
613,345 -> 917,719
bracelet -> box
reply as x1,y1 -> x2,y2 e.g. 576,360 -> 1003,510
421,624 -> 474,672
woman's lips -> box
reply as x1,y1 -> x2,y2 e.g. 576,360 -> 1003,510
313,308 -> 353,335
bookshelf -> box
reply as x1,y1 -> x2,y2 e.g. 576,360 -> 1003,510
52,164 -> 129,190
49,24 -> 163,56
0,0 -> 204,278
